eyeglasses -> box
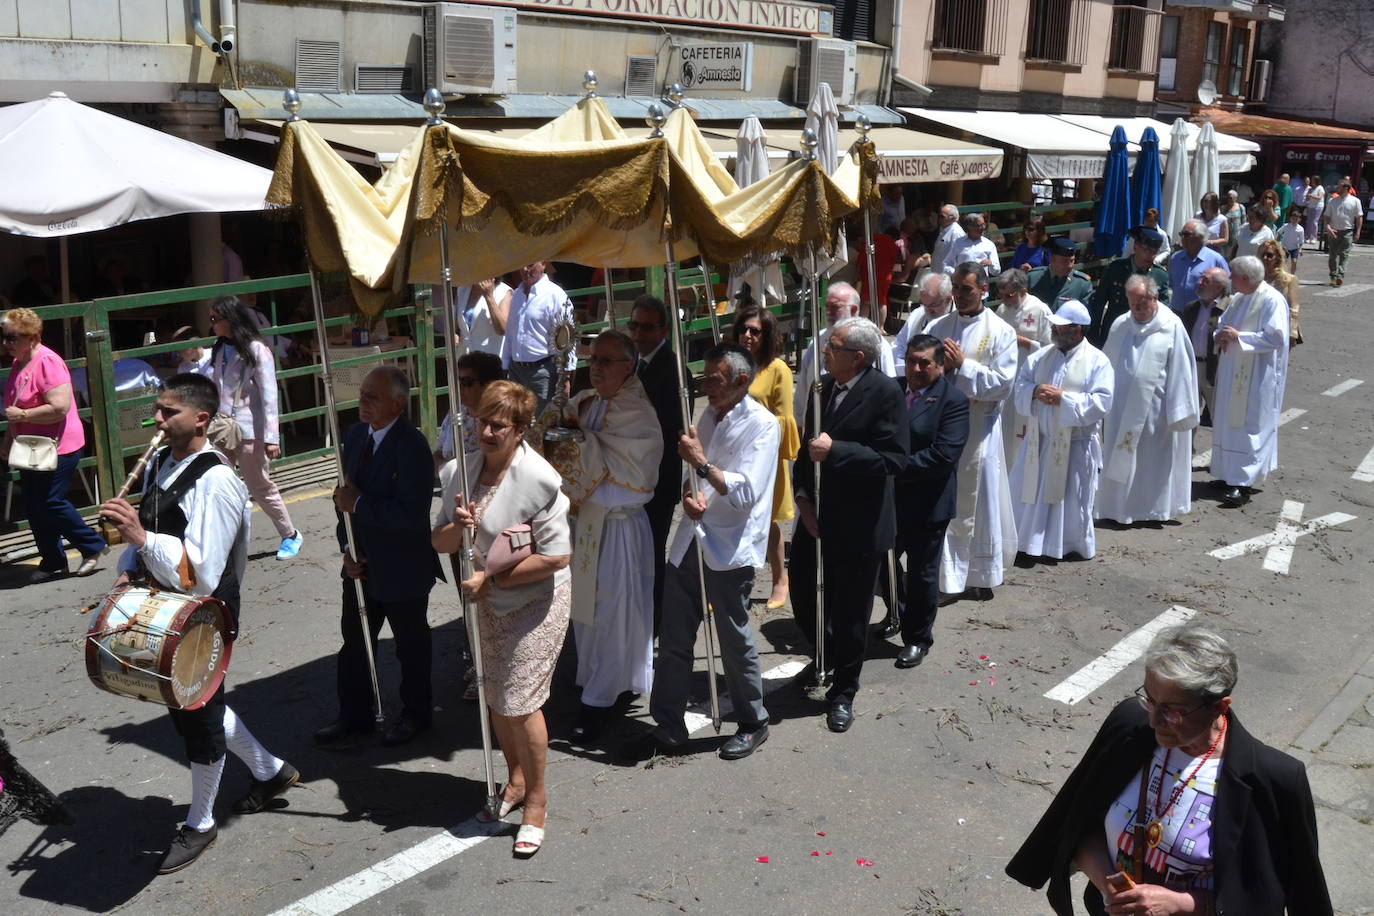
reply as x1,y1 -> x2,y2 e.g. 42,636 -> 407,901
2,332 -> 23,343
1134,686 -> 1210,725
738,325 -> 763,337
475,417 -> 512,433
624,320 -> 659,331
208,314 -> 224,323
457,376 -> 480,388
589,355 -> 631,367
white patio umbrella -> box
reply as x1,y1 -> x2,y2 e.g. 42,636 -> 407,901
1161,118 -> 1196,243
728,116 -> 784,305
0,90 -> 272,301
804,83 -> 846,277
1191,121 -> 1221,201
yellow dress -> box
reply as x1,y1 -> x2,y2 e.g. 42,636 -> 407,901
748,358 -> 801,523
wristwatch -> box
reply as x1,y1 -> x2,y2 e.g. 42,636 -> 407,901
695,461 -> 713,479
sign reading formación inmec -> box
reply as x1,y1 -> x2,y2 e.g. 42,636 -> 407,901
671,43 -> 754,91
476,0 -> 831,35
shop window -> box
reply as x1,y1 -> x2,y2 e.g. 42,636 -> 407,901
1202,21 -> 1225,87
1227,29 -> 1248,97
1158,15 -> 1179,91
933,0 -> 1009,56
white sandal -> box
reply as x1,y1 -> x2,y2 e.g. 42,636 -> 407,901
513,824 -> 544,858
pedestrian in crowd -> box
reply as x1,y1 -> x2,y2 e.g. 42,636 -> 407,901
881,184 -> 906,235
450,277 -> 511,358
206,296 -> 303,560
1233,206 -> 1275,261
893,217 -> 929,284
1121,208 -> 1170,266
559,331 -> 662,744
2,307 -> 106,583
1090,225 -> 1171,347
435,350 -> 505,469
1179,267 -> 1231,427
792,282 -> 896,427
503,261 -> 574,412
1007,624 -> 1332,916
624,295 -> 682,634
1167,218 -> 1229,310
1305,178 -> 1326,251
890,333 -> 968,670
1008,300 -> 1114,563
1257,238 -> 1302,348
1196,191 -> 1230,254
1258,187 -> 1282,229
319,367 -> 441,748
1272,172 -> 1293,222
433,380 -> 572,859
1276,207 -> 1306,276
1027,236 -> 1094,312
1223,189 -> 1246,259
853,224 -> 900,328
628,342 -> 779,762
731,304 -> 799,610
928,204 -> 966,276
993,267 -> 1052,462
891,272 -> 954,373
943,212 -> 1000,276
1209,256 -> 1290,508
1012,216 -> 1049,271
1322,179 -> 1364,286
172,325 -> 212,375
925,263 -> 1018,601
1097,276 -> 1200,525
791,317 -> 908,733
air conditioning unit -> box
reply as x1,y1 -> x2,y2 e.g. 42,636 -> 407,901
1250,58 -> 1272,102
422,2 -> 518,96
795,37 -> 857,106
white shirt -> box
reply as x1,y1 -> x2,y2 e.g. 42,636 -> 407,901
365,416 -> 399,453
668,395 -> 779,571
453,281 -> 510,358
117,441 -> 250,597
637,339 -> 668,376
1324,193 -> 1363,231
891,306 -> 951,372
930,221 -> 966,275
503,275 -> 575,369
792,326 -> 897,427
944,235 -> 1001,275
828,368 -> 865,412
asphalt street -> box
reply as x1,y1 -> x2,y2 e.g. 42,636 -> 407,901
2,241 -> 1372,915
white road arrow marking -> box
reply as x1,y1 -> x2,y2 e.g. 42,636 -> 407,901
1044,606 -> 1198,706
1322,378 -> 1364,397
1314,282 -> 1374,298
1193,407 -> 1307,468
1207,500 -> 1357,574
1353,444 -> 1374,483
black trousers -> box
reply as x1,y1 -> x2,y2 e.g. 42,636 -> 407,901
338,583 -> 432,725
789,528 -> 883,705
644,488 -> 676,636
169,682 -> 227,765
899,521 -> 949,649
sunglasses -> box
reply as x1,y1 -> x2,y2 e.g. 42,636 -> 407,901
208,314 -> 224,322
2,332 -> 23,343
624,320 -> 659,331
738,325 -> 763,337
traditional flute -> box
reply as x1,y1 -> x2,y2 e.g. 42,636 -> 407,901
106,429 -> 165,513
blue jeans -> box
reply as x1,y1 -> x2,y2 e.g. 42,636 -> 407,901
20,448 -> 106,571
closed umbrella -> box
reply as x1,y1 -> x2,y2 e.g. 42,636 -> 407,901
1161,118 -> 1195,242
1129,126 -> 1162,230
1191,122 -> 1221,201
1093,125 -> 1132,258
728,117 -> 784,305
804,83 -> 846,276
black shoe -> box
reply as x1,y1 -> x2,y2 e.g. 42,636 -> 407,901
26,567 -> 66,585
233,762 -> 300,814
719,726 -> 769,760
826,700 -> 854,733
895,643 -> 929,669
619,731 -> 683,762
1220,486 -> 1249,507
381,716 -> 431,747
969,586 -> 994,602
158,824 -> 217,874
313,719 -> 374,747
570,705 -> 606,744
873,618 -> 901,640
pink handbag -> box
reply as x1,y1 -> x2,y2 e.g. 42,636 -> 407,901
484,523 -> 533,576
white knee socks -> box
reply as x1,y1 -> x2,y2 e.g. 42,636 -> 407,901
186,758 -> 224,831
223,705 -> 283,782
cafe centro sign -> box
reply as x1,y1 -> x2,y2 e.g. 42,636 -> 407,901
479,0 -> 831,35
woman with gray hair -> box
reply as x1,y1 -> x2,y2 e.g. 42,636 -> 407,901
1008,624 -> 1331,915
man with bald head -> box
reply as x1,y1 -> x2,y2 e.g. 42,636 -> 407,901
1167,218 -> 1229,309
1178,267 -> 1231,424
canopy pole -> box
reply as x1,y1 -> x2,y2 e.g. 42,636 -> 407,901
805,243 -> 827,690
699,255 -> 721,344
602,268 -> 617,329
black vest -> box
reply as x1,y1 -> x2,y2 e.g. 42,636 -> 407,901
138,448 -> 242,623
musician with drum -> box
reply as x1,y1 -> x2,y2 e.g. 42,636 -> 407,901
98,373 -> 298,874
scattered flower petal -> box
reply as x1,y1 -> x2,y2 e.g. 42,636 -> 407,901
755,856 -> 769,863
856,858 -> 875,867
816,831 -> 826,836
979,655 -> 988,660
969,681 -> 980,686
811,851 -> 820,856
826,850 -> 833,855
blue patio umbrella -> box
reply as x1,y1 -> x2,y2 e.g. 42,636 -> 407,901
1094,125 -> 1133,258
1129,126 -> 1162,230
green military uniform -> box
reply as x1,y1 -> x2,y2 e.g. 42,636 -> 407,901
1027,266 -> 1094,313
1088,256 -> 1170,346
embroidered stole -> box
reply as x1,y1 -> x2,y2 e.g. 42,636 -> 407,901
948,316 -> 998,543
1225,292 -> 1265,429
1103,321 -> 1172,485
1020,344 -> 1093,506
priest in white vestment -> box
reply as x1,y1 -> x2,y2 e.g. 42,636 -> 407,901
993,267 -> 1054,460
793,282 -> 896,427
925,263 -> 1019,598
558,331 -> 663,741
1209,255 -> 1291,507
1097,275 -> 1200,523
1008,301 -> 1114,560
891,272 -> 954,373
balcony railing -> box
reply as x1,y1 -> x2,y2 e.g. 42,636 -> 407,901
1107,4 -> 1163,75
932,0 -> 1010,57
1025,0 -> 1091,67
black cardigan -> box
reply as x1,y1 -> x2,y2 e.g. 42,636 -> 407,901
1006,699 -> 1332,916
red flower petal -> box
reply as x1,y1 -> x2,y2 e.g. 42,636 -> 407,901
755,856 -> 769,863
811,851 -> 820,856
856,858 -> 875,867
816,831 -> 826,836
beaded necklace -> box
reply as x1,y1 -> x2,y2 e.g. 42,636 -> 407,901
1146,716 -> 1227,849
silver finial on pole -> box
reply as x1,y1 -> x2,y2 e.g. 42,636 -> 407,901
647,102 -> 667,138
667,82 -> 685,108
855,113 -> 872,140
282,89 -> 302,122
582,70 -> 598,99
423,88 -> 446,125
801,128 -> 818,161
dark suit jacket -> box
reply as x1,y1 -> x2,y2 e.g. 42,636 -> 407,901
1179,295 -> 1228,386
895,374 -> 969,532
1006,699 -> 1332,916
637,343 -> 685,519
794,367 -> 909,554
335,417 -> 442,602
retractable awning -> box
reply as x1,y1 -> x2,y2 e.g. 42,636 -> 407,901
762,126 -> 1003,184
901,108 -> 1139,179
241,119 -> 533,167
1052,114 -> 1259,174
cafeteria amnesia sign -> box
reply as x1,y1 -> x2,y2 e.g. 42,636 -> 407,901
486,0 -> 831,35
